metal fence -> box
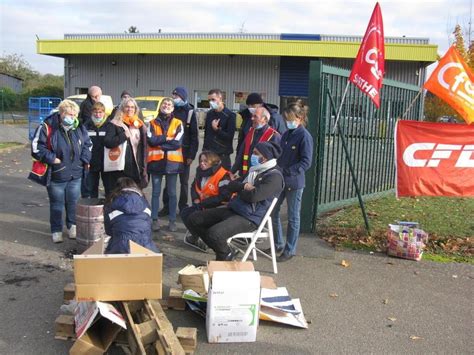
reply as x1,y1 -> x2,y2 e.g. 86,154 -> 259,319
301,61 -> 423,232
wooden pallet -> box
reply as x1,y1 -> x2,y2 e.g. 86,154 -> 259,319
121,300 -> 186,355
160,288 -> 186,311
54,314 -> 76,340
63,283 -> 75,302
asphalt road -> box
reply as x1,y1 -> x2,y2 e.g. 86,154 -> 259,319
0,124 -> 472,354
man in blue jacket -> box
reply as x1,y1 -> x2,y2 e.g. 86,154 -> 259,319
159,87 -> 199,217
185,141 -> 284,261
202,89 -> 236,170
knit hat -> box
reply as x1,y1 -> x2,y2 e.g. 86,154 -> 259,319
121,90 -> 132,98
246,93 -> 264,106
255,141 -> 282,160
172,87 -> 188,102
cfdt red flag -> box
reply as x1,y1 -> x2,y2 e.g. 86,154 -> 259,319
349,2 -> 385,108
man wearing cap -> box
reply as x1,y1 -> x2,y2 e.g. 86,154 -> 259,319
237,93 -> 287,153
79,85 -> 102,125
231,106 -> 280,178
158,87 -> 199,216
109,90 -> 144,120
185,141 -> 284,261
203,89 -> 236,170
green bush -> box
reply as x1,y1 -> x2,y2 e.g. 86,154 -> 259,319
0,87 -> 18,110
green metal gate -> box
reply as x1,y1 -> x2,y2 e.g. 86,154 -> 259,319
301,61 -> 423,233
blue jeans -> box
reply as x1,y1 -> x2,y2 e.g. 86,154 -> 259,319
151,173 -> 178,222
47,178 -> 82,233
272,188 -> 304,256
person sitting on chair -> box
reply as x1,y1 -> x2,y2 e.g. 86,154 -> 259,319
185,141 -> 284,261
181,150 -> 232,252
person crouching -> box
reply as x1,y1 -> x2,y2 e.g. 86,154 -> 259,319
104,177 -> 159,254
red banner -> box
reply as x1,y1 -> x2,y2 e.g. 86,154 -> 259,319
349,2 -> 385,108
424,46 -> 474,125
395,120 -> 474,197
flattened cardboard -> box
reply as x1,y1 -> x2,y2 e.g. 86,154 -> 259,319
74,240 -> 162,301
207,261 -> 254,278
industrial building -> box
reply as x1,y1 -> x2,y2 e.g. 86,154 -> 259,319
37,33 -> 437,110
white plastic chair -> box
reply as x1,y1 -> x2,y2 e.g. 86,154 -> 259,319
226,197 -> 279,274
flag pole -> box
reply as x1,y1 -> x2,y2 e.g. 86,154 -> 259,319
327,90 -> 371,235
401,88 -> 423,119
331,81 -> 351,136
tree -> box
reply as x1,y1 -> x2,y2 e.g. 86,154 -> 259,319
0,53 -> 38,81
453,24 -> 467,60
126,26 -> 139,33
468,40 -> 474,70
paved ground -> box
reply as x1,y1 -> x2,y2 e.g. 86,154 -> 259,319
0,123 -> 472,354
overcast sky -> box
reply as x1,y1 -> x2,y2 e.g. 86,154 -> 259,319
1,0 -> 472,75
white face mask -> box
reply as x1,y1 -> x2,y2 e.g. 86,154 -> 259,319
248,107 -> 256,114
209,101 -> 219,110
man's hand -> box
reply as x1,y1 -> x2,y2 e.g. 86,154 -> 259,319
244,183 -> 255,191
53,158 -> 61,164
212,119 -> 220,131
229,171 -> 240,181
186,158 -> 193,165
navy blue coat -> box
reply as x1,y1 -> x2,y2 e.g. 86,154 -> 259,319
84,117 -> 110,172
278,125 -> 314,190
227,167 -> 284,226
31,113 -> 92,183
203,107 -> 236,155
173,103 -> 199,160
104,189 -> 158,254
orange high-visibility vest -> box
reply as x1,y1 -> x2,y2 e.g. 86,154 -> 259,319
195,166 -> 229,201
242,126 -> 276,173
147,118 -> 184,163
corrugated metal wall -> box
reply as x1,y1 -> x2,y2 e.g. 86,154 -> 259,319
66,54 -> 280,107
278,57 -> 425,97
0,74 -> 23,93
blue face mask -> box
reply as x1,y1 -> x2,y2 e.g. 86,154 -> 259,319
209,101 -> 219,110
63,115 -> 75,126
256,123 -> 265,129
250,154 -> 261,167
173,97 -> 186,107
286,121 -> 298,129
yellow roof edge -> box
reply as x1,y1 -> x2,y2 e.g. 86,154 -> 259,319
37,38 -> 438,63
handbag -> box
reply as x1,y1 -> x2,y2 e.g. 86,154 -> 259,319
104,141 -> 127,172
28,123 -> 52,186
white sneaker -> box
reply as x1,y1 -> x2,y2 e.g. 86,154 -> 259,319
68,225 -> 76,239
52,232 -> 63,243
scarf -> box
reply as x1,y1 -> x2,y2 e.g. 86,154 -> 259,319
122,114 -> 143,129
243,158 -> 278,186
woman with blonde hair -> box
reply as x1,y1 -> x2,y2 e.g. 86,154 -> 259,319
31,99 -> 92,243
103,97 -> 148,195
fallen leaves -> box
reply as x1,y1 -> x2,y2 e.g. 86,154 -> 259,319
340,260 -> 350,268
410,335 -> 423,340
382,299 -> 389,305
387,317 -> 396,322
162,235 -> 175,242
329,293 -> 338,298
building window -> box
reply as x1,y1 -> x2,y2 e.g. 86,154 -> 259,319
233,91 -> 266,111
75,87 -> 88,95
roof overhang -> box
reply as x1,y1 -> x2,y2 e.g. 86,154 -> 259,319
37,38 -> 438,63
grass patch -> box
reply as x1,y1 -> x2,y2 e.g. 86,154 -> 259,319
0,142 -> 23,150
318,195 -> 474,263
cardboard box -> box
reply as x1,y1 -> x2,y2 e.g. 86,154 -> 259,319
73,239 -> 162,301
177,265 -> 209,295
206,270 -> 261,343
207,261 -> 254,278
70,301 -> 127,354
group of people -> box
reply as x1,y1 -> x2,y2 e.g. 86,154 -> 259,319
31,85 -> 313,262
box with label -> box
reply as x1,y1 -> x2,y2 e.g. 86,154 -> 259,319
206,270 -> 260,343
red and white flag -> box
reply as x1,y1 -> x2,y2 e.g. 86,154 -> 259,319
395,120 -> 474,197
349,2 -> 385,108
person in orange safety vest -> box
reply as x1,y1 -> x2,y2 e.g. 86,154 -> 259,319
181,150 -> 232,252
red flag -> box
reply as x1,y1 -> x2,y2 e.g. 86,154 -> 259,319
424,46 -> 474,125
349,2 -> 385,108
396,120 -> 474,197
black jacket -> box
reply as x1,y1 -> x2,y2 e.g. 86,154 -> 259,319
203,106 -> 236,155
173,103 -> 199,160
78,95 -> 95,125
83,117 -> 111,172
